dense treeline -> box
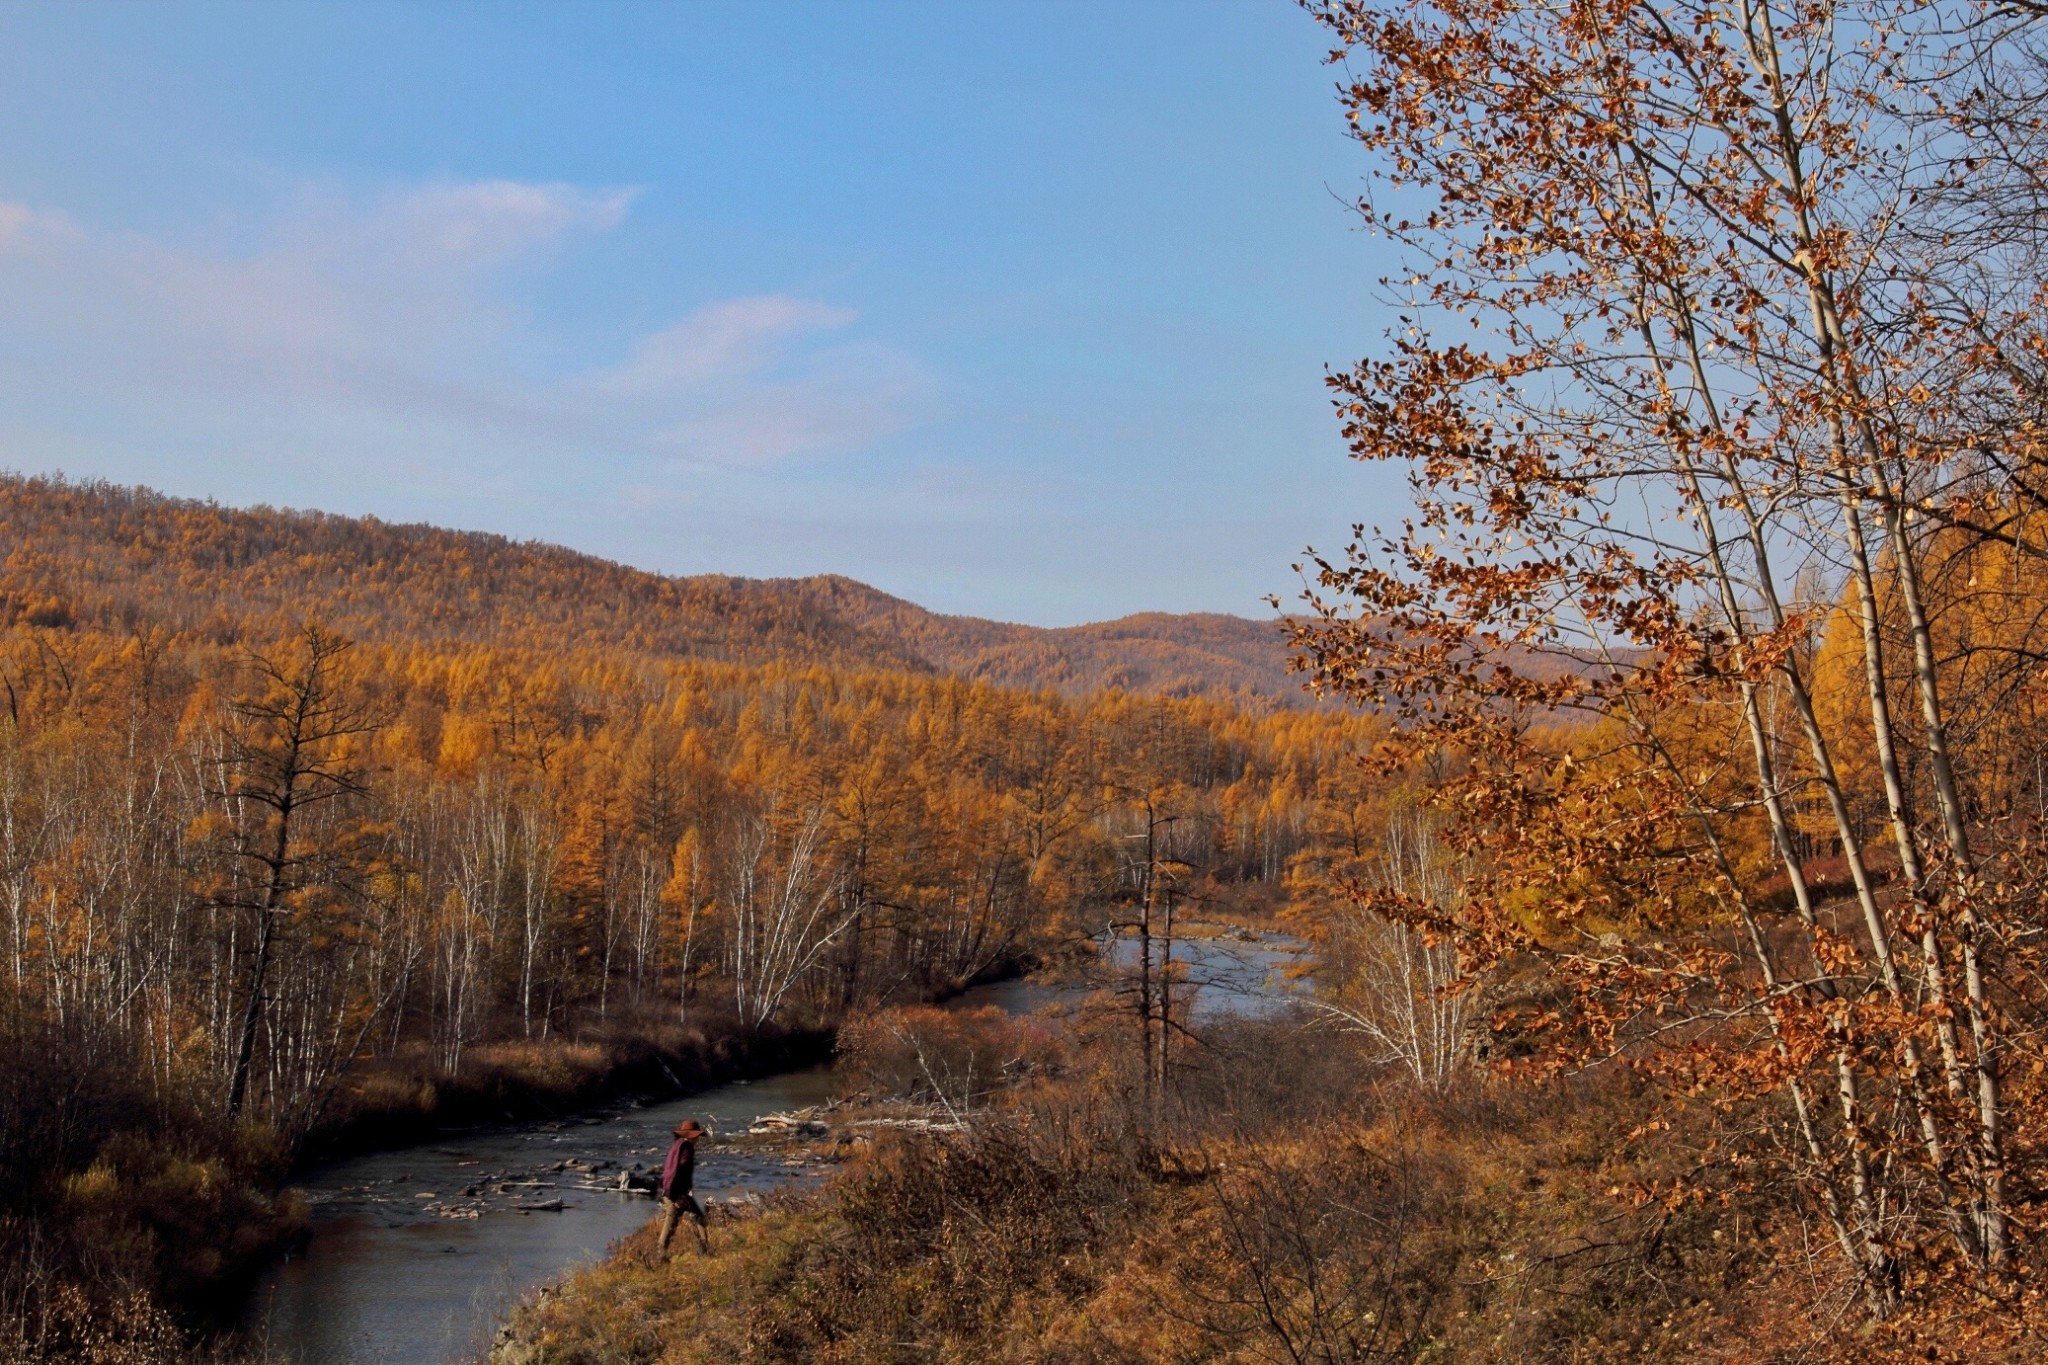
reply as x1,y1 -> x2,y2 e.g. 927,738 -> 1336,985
0,620 -> 1359,1117
0,592 -> 1371,1352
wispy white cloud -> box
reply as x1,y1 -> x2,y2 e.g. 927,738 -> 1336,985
346,179 -> 636,272
580,297 -> 931,465
0,179 -> 932,496
597,296 -> 856,393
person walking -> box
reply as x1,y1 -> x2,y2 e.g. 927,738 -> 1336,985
656,1119 -> 709,1254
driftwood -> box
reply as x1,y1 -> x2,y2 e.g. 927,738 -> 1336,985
750,1099 -> 967,1139
512,1199 -> 566,1212
748,1106 -> 831,1137
850,1117 -> 965,1133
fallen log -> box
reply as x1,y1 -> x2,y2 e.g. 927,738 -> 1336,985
850,1117 -> 966,1133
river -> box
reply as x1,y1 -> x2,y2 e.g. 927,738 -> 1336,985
242,928 -> 1303,1364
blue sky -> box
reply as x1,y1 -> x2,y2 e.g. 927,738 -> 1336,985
0,1 -> 1403,625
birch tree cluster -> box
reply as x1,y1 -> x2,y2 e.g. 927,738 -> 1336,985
1300,0 -> 2048,1323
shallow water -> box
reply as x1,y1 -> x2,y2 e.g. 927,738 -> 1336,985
242,1066 -> 839,1365
246,929 -> 1305,1364
954,928 -> 1306,1021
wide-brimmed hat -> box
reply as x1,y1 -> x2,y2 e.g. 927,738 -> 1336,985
674,1120 -> 706,1139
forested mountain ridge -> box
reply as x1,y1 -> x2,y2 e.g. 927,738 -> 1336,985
802,573 -> 1301,704
0,475 -> 1302,706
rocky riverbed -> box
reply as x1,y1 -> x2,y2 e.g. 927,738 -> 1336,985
242,1068 -> 848,1365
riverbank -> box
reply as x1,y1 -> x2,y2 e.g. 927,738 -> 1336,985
297,1021 -> 836,1170
222,960 -> 1035,1350
486,1020 -> 1893,1365
483,939 -> 1330,1363
303,957 -> 1041,1171
3,964 -> 1042,1362
245,1065 -> 856,1364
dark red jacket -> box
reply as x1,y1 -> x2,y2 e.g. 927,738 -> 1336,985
661,1136 -> 697,1200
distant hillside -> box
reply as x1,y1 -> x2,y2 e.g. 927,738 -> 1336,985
0,476 -> 1307,707
787,575 -> 1303,707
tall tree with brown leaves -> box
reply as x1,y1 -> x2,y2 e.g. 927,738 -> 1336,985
1300,0 -> 2048,1315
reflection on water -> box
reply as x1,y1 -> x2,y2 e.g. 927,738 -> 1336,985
243,1066 -> 839,1365
952,928 -> 1306,1021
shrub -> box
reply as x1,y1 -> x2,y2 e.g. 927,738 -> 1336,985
836,1005 -> 1059,1109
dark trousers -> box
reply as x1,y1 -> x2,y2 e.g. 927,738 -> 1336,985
657,1191 -> 707,1252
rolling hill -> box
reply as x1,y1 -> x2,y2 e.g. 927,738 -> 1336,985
0,475 -> 1308,708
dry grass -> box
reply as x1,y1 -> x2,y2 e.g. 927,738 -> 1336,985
301,1016 -> 835,1165
496,1013 -> 2048,1364
495,1199 -> 836,1364
835,1004 -> 1064,1111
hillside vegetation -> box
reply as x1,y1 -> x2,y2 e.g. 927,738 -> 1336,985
0,475 -> 1302,709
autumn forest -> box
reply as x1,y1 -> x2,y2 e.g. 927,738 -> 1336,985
15,0 -> 2048,1361
0,474 -> 1388,1356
